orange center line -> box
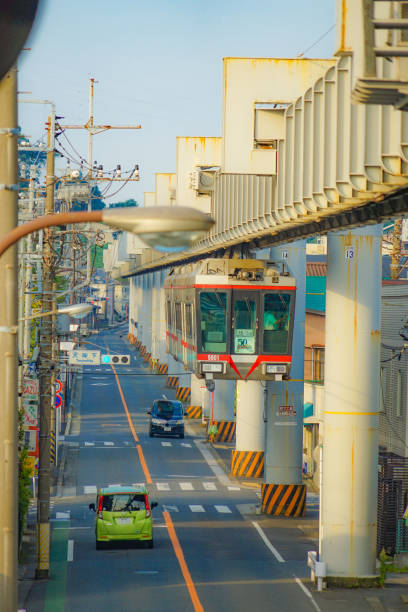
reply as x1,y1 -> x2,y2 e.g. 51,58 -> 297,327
163,511 -> 204,612
110,352 -> 201,607
111,362 -> 152,484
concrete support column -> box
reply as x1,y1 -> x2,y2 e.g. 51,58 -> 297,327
128,277 -> 137,341
207,380 -> 236,442
320,225 -> 381,585
232,381 -> 265,477
262,240 -> 306,516
157,270 -> 168,365
140,274 -> 152,356
151,271 -> 161,364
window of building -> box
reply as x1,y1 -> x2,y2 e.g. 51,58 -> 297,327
312,347 -> 325,382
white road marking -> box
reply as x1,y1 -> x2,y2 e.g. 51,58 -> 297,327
104,442 -> 114,446
84,486 -> 97,495
203,482 -> 217,491
84,442 -> 95,447
56,511 -> 70,519
252,521 -> 285,563
181,443 -> 192,448
109,483 -> 122,487
67,539 -> 74,562
162,504 -> 179,512
189,436 -> 232,487
227,486 -> 240,491
294,577 -> 322,612
189,505 -> 205,513
161,442 -> 172,447
215,505 -> 232,514
179,482 -> 194,491
156,482 -> 170,491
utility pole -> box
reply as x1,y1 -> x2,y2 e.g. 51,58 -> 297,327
60,77 -> 141,283
391,218 -> 403,280
0,66 -> 18,612
36,109 -> 55,578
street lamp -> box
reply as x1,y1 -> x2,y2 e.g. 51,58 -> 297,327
18,302 -> 94,322
0,205 -> 214,256
0,204 -> 214,605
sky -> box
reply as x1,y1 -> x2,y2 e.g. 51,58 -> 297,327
19,0 -> 336,205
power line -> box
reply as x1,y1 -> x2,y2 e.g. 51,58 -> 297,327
296,24 -> 335,58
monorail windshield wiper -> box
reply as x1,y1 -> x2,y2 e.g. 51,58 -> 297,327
215,290 -> 225,311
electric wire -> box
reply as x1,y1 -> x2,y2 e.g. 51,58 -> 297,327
296,24 -> 336,58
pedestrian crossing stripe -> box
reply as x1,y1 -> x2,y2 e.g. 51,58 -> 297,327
80,481 -> 242,493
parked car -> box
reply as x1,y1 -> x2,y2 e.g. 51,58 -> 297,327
89,485 -> 158,549
148,399 -> 184,438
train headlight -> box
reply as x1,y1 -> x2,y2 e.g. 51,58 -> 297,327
265,364 -> 287,374
201,362 -> 224,374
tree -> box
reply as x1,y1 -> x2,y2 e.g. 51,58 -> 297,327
71,184 -> 106,211
108,198 -> 139,209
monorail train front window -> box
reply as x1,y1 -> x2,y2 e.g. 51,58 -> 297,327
263,293 -> 291,353
233,298 -> 256,354
199,291 -> 227,352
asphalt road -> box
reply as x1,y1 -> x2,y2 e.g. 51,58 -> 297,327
23,326 -> 407,612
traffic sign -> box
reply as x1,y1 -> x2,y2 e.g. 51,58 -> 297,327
69,350 -> 101,365
55,394 -> 62,409
55,379 -> 63,394
101,354 -> 130,365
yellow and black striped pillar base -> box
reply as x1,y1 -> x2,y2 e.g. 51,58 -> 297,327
166,376 -> 179,388
185,405 -> 202,419
231,450 -> 264,478
176,386 -> 191,402
144,351 -> 151,363
50,430 -> 56,465
206,420 -> 236,443
261,483 -> 306,517
158,363 -> 168,374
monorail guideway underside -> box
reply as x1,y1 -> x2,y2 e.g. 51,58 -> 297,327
165,258 -> 296,381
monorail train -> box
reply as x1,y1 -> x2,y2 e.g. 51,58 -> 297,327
164,258 -> 296,381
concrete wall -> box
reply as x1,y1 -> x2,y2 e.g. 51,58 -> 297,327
176,136 -> 221,213
222,57 -> 336,174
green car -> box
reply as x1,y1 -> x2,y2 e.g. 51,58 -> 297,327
89,485 -> 158,549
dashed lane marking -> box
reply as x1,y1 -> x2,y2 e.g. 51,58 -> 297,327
215,505 -> 232,514
189,505 -> 205,513
203,482 -> 217,491
156,483 -> 170,491
179,482 -> 194,491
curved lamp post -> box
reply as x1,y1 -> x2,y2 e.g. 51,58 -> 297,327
18,302 -> 94,322
0,205 -> 214,256
0,205 -> 213,608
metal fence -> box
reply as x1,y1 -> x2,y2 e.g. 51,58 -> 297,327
304,357 -> 325,384
377,453 -> 408,554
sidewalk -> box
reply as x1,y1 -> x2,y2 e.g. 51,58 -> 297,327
18,372 -> 81,611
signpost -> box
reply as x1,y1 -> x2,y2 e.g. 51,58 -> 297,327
68,350 -> 101,365
60,341 -> 76,352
